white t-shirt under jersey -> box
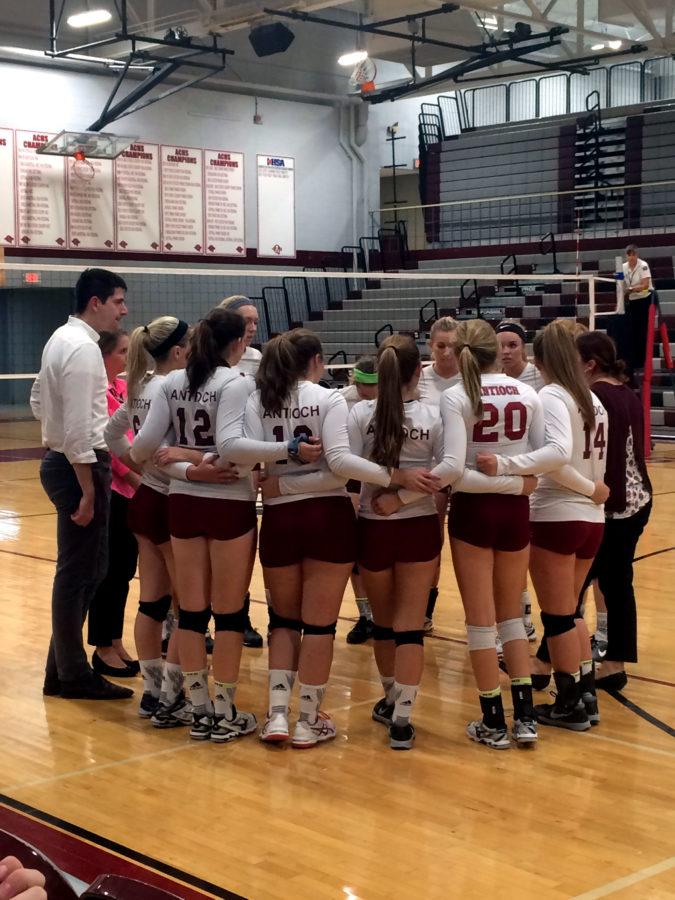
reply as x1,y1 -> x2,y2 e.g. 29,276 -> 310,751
517,361 -> 545,393
417,364 -> 460,407
130,366 -> 256,501
238,345 -> 262,377
348,398 -> 443,520
341,383 -> 361,412
495,383 -> 608,523
232,380 -> 393,506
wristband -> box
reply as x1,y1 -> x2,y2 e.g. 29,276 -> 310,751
288,434 -> 310,464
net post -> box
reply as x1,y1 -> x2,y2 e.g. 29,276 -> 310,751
588,276 -> 596,331
642,300 -> 657,460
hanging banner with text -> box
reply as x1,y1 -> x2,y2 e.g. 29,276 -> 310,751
160,144 -> 204,254
0,129 -> 16,248
204,149 -> 245,256
115,142 -> 161,252
256,154 -> 296,259
67,157 -> 115,251
15,130 -> 66,249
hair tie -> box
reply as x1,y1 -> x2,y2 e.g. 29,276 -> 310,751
142,325 -> 149,334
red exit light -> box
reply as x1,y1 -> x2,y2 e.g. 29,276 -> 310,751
23,272 -> 41,284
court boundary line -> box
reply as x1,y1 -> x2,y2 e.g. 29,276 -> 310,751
572,855 -> 675,898
605,691 -> 675,737
0,794 -> 242,900
634,546 -> 675,562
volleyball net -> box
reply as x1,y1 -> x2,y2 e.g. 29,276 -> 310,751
0,258 -> 623,424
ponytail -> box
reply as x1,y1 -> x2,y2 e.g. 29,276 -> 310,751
257,328 -> 323,416
533,320 -> 595,428
126,316 -> 189,403
455,319 -> 499,417
372,334 -> 420,469
186,308 -> 244,395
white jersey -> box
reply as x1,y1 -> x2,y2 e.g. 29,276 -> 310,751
517,361 -> 545,393
131,366 -> 256,501
105,374 -> 180,496
239,345 -> 262,377
341,383 -> 361,412
496,383 -> 608,523
417,364 -> 460,407
238,380 -> 392,506
349,399 -> 443,520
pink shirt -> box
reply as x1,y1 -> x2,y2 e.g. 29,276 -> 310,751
107,377 -> 136,499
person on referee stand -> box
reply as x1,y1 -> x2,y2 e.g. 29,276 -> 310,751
621,245 -> 654,378
31,268 -> 133,700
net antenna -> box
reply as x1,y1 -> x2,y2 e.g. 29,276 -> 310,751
37,130 -> 137,180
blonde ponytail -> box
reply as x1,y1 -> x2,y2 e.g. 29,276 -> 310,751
127,315 -> 189,403
372,334 -> 419,469
455,319 -> 499,417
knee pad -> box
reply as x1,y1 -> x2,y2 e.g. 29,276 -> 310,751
352,562 -> 360,575
138,594 -> 172,624
302,621 -> 337,637
466,624 -> 497,651
178,606 -> 211,634
268,609 -> 303,632
372,623 -> 394,641
213,606 -> 247,633
394,629 -> 425,647
497,617 -> 527,647
541,611 -> 576,639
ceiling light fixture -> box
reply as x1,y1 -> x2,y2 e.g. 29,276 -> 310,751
338,49 -> 368,67
67,9 -> 113,29
483,15 -> 499,31
608,39 -> 623,49
591,43 -> 606,51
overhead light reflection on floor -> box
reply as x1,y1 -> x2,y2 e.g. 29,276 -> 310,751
0,514 -> 20,540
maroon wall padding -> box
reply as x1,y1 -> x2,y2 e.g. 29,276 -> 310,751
624,115 -> 643,230
557,124 -> 577,234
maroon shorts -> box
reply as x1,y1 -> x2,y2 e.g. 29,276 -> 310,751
449,493 -> 530,552
357,514 -> 442,572
259,496 -> 356,568
127,484 -> 170,546
530,521 -> 604,559
169,494 -> 257,541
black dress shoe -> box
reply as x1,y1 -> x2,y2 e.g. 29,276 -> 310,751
595,671 -> 628,693
60,672 -> 134,700
122,658 -> 140,675
243,617 -> 263,649
43,673 -> 61,696
92,651 -> 137,679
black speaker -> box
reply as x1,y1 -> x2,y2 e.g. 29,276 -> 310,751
248,22 -> 295,57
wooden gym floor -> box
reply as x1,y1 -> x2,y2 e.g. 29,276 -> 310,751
0,419 -> 674,900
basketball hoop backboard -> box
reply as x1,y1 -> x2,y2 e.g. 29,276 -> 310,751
36,130 -> 137,160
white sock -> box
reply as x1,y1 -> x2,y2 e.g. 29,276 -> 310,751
596,611 -> 608,640
393,682 -> 418,726
159,661 -> 183,707
521,590 -> 532,624
139,658 -> 163,699
214,681 -> 236,720
268,669 -> 296,717
298,683 -> 326,725
184,669 -> 212,715
356,598 -> 373,620
380,675 -> 395,705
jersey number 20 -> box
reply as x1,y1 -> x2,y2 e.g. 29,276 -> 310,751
473,402 -> 527,443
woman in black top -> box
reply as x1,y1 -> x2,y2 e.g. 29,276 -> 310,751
577,331 -> 653,691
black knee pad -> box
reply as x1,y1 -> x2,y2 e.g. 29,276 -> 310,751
394,629 -> 425,647
138,594 -> 172,624
372,623 -> 394,641
213,606 -> 247,633
302,621 -> 337,637
178,606 -> 211,634
268,609 -> 303,632
541,611 -> 576,639
352,562 -> 360,575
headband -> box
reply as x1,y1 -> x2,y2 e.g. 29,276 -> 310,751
148,319 -> 189,359
495,322 -> 527,343
353,367 -> 378,384
225,297 -> 255,312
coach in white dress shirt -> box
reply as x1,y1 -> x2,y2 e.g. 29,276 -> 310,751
31,268 -> 131,700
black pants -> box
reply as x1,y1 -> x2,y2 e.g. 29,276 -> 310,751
606,295 -> 653,378
40,451 -> 111,682
535,501 -> 652,665
87,490 -> 138,647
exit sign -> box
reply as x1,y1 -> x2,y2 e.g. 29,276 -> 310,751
23,272 -> 41,284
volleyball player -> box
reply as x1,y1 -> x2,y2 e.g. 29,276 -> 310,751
105,316 -> 229,726
347,335 -> 444,749
477,320 -> 609,731
130,309 -> 320,742
417,316 -> 460,634
219,329 -> 439,748
342,356 -> 378,644
495,320 -> 543,644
